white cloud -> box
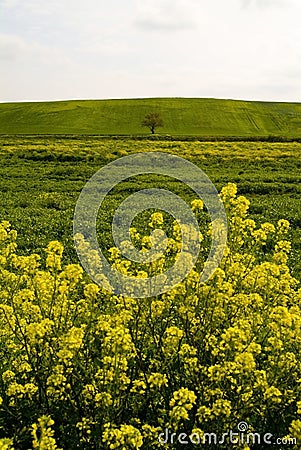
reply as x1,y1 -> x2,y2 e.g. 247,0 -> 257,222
83,37 -> 132,56
0,0 -> 19,7
0,34 -> 28,60
0,33 -> 70,65
0,0 -> 64,15
134,0 -> 198,31
241,0 -> 290,8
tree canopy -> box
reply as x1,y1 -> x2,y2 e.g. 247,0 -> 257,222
141,112 -> 164,134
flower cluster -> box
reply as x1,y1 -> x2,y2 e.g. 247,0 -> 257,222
0,183 -> 300,448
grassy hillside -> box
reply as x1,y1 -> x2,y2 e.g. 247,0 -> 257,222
0,97 -> 301,136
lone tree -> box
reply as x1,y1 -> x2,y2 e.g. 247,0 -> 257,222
142,112 -> 164,134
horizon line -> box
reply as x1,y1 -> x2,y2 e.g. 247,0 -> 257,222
0,96 -> 301,105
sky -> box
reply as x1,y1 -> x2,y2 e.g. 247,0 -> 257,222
0,0 -> 301,102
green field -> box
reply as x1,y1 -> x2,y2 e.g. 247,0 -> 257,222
1,108 -> 301,447
1,97 -> 301,137
1,135 -> 301,277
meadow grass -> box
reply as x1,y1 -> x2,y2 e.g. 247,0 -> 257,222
1,136 -> 301,277
0,97 -> 301,136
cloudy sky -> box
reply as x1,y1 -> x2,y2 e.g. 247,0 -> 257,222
0,0 -> 301,102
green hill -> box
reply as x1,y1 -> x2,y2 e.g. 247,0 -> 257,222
1,97 -> 301,137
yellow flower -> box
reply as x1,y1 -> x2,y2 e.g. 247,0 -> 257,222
2,371 -> 15,384
289,420 -> 301,441
264,386 -> 282,403
45,241 -> 64,271
191,199 -> 204,212
170,388 -> 197,411
220,183 -> 238,202
147,373 -> 168,388
0,439 -> 14,450
102,424 -> 143,449
32,415 -> 61,450
211,399 -> 232,417
261,222 -> 275,234
277,219 -> 290,234
149,212 -> 164,228
275,240 -> 291,253
84,283 -> 100,299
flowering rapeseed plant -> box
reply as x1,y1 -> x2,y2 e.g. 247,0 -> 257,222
0,184 -> 300,448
